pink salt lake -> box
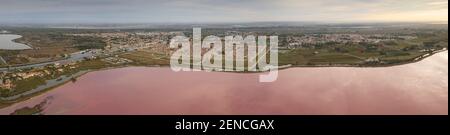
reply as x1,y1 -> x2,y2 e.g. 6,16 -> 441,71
0,51 -> 447,115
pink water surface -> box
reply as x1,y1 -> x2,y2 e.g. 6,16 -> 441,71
1,51 -> 448,115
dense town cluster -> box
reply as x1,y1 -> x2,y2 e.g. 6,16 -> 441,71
286,34 -> 417,48
69,32 -> 183,55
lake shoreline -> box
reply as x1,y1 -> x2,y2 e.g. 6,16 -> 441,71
0,48 -> 447,115
0,49 -> 448,109
0,34 -> 32,50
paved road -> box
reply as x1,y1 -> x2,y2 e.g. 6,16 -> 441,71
0,50 -> 98,72
0,56 -> 6,65
0,70 -> 90,101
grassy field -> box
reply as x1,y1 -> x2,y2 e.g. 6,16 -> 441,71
309,54 -> 362,64
279,48 -> 366,66
279,32 -> 447,66
120,51 -> 170,66
279,48 -> 433,66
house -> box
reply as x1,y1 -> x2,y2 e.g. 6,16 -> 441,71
54,63 -> 61,68
16,72 -> 43,79
365,57 -> 380,63
57,69 -> 64,72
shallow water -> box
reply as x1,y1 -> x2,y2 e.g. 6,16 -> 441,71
0,51 -> 447,115
0,34 -> 31,50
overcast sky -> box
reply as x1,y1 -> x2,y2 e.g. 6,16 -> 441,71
0,0 -> 448,23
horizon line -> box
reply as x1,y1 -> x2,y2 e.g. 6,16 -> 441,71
1,20 -> 448,25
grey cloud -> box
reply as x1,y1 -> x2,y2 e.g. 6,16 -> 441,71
0,0 -> 447,23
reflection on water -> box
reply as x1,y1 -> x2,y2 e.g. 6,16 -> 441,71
0,51 -> 448,115
10,96 -> 53,115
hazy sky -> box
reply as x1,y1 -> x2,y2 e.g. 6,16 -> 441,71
0,0 -> 448,23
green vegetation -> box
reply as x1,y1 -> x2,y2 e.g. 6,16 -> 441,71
10,104 -> 44,115
10,98 -> 49,115
73,36 -> 107,50
4,76 -> 46,97
77,59 -> 111,70
0,59 -> 110,98
279,32 -> 448,66
120,51 -> 170,66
